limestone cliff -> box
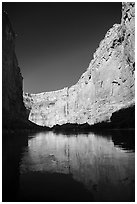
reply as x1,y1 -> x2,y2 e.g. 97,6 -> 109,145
2,11 -> 27,128
24,2 -> 135,128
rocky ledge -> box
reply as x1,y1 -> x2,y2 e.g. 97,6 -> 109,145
24,2 -> 135,128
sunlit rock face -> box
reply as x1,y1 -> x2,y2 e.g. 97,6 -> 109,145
24,88 -> 69,127
2,11 -> 27,128
24,2 -> 135,127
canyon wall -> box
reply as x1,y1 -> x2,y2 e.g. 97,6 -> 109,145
24,2 -> 135,128
2,11 -> 27,128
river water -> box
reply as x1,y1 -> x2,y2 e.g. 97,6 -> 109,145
3,130 -> 135,201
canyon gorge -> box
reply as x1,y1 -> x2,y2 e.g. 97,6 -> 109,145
2,2 -> 135,129
2,3 -> 135,202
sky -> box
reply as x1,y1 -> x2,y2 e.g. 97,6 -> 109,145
3,2 -> 122,93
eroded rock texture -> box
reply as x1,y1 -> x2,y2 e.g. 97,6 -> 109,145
24,2 -> 135,128
2,11 -> 27,128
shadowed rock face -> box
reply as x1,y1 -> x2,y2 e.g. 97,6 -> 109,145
24,2 -> 135,128
2,11 -> 27,128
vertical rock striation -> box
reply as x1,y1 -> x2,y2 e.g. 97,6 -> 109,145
2,11 -> 27,128
24,88 -> 69,127
24,2 -> 135,128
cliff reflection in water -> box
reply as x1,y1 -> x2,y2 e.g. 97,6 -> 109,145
19,130 -> 134,201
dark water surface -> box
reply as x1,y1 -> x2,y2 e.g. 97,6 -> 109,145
3,129 -> 135,201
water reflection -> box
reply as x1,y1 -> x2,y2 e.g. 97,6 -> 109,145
19,131 -> 134,202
